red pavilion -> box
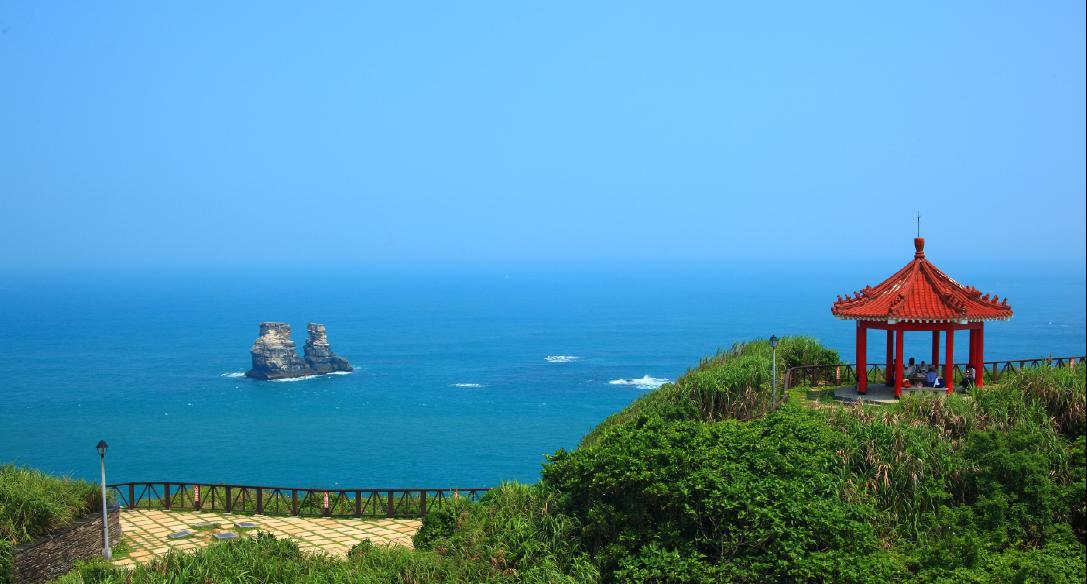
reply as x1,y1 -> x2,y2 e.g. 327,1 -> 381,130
831,238 -> 1013,398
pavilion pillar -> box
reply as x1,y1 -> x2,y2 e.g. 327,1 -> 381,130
975,325 -> 985,388
885,330 -> 894,386
856,321 -> 867,394
973,328 -> 982,382
931,331 -> 940,368
894,326 -> 905,398
944,327 -> 955,395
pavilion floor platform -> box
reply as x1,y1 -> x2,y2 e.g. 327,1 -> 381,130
832,384 -> 951,404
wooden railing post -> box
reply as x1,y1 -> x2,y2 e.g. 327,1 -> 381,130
225,486 -> 232,513
128,484 -> 135,509
420,491 -> 427,516
291,490 -> 298,516
164,483 -> 171,510
386,491 -> 395,517
256,488 -> 263,515
354,491 -> 362,517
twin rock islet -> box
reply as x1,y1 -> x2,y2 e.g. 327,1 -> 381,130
246,322 -> 353,380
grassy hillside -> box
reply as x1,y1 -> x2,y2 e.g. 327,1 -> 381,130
1,465 -> 100,582
581,336 -> 838,447
56,339 -> 1086,583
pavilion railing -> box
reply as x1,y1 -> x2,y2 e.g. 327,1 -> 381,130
783,356 -> 1084,390
107,482 -> 490,519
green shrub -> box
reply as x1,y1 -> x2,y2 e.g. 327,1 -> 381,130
546,406 -> 902,582
413,482 -> 598,583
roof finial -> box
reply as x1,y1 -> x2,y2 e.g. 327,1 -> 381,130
913,213 -> 925,258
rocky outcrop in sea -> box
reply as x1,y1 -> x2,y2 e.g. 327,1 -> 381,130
246,322 -> 353,380
303,323 -> 353,374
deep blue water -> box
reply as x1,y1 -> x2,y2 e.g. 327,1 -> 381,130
1,263 -> 1083,488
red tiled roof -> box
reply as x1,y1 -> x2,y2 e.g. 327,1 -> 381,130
831,238 -> 1013,323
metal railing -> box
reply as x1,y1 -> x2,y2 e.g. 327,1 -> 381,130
107,482 -> 490,519
784,356 -> 1083,389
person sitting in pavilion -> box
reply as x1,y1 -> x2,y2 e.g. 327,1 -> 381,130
961,365 -> 976,390
916,360 -> 929,383
905,357 -> 918,378
925,366 -> 939,388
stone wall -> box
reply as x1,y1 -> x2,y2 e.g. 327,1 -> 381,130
10,507 -> 122,584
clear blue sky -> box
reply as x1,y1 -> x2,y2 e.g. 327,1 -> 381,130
2,1 -> 1084,269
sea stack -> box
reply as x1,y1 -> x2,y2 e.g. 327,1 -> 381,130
246,322 -> 352,380
304,323 -> 354,374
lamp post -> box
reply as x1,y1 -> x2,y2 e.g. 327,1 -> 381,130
769,335 -> 779,404
96,440 -> 111,560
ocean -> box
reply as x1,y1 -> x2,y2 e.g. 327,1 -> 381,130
1,262 -> 1083,488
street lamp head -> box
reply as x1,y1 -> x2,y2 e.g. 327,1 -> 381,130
769,335 -> 779,349
96,440 -> 108,458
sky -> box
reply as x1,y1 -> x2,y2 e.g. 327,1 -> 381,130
1,1 -> 1084,269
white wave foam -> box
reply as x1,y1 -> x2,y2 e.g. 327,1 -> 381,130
220,371 -> 246,378
545,355 -> 579,363
327,371 -> 353,376
452,383 -> 484,388
608,375 -> 670,389
271,375 -> 320,383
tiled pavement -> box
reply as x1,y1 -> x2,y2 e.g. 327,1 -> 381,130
114,509 -> 421,568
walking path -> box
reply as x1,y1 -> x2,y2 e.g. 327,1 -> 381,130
113,509 -> 421,568
831,384 -> 951,404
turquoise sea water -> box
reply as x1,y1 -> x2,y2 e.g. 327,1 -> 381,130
1,263 -> 1083,488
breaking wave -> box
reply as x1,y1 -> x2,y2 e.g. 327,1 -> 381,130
271,375 -> 320,383
220,371 -> 246,378
545,355 -> 579,363
608,375 -> 670,390
452,383 -> 484,388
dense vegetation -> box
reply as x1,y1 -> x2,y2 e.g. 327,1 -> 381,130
1,465 -> 100,582
56,338 -> 1087,582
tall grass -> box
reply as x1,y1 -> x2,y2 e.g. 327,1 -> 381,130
999,364 -> 1086,437
1,465 -> 99,544
1,465 -> 100,584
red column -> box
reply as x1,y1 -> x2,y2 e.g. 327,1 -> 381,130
856,321 -> 867,394
973,326 -> 982,384
930,330 -> 939,367
944,327 -> 955,395
895,326 -> 905,398
975,325 -> 985,388
885,330 -> 894,386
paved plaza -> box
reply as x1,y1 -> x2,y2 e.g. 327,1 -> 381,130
113,509 -> 421,568
831,384 -> 952,404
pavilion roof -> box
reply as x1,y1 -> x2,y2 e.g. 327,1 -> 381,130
831,238 -> 1013,323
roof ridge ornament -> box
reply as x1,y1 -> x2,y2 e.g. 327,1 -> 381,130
914,237 -> 925,259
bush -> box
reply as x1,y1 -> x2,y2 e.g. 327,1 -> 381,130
413,482 -> 598,583
546,407 -> 902,582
